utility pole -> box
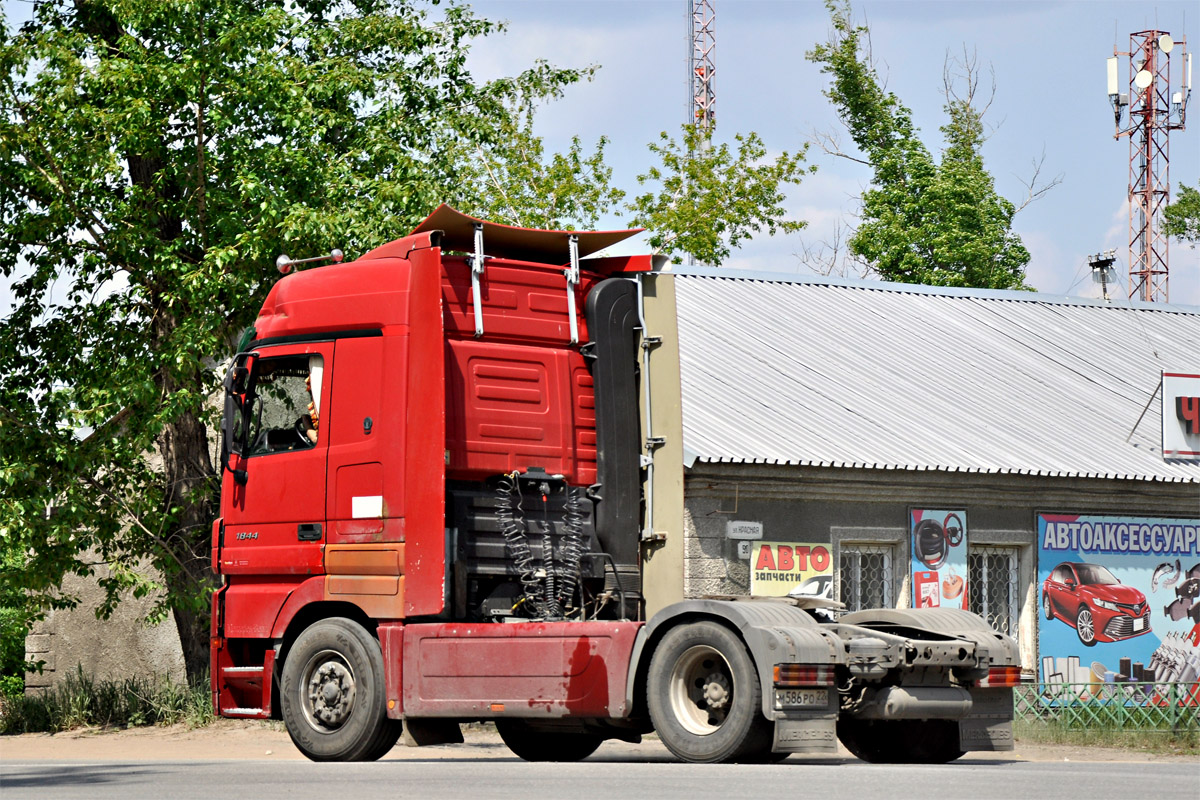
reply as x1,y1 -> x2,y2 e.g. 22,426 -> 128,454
1108,31 -> 1191,303
690,0 -> 715,134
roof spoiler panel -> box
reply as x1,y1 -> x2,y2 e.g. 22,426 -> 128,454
410,204 -> 642,266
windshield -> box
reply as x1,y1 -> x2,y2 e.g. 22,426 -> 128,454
246,354 -> 323,455
1074,564 -> 1119,586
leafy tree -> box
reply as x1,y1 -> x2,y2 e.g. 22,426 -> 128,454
627,124 -> 812,265
0,543 -> 32,695
464,118 -> 812,265
457,95 -> 627,232
1164,183 -> 1200,247
0,0 -> 588,682
806,1 -> 1049,289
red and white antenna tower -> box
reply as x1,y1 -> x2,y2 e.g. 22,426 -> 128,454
690,0 -> 715,133
1108,31 -> 1191,303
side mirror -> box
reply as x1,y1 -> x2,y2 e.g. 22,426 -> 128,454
223,353 -> 255,395
222,392 -> 245,457
220,353 -> 256,484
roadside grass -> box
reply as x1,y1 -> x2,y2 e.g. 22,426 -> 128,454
1015,719 -> 1199,756
0,666 -> 212,734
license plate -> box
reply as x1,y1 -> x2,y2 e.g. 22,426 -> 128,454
774,688 -> 829,709
1134,617 -> 1145,631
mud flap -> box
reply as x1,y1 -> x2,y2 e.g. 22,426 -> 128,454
958,687 -> 1015,752
772,716 -> 838,754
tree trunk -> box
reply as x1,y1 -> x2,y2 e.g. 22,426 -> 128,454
157,393 -> 218,685
171,599 -> 212,686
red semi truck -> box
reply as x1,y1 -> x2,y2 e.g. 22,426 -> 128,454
211,206 -> 1021,764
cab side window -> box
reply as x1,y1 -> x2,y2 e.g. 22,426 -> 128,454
247,354 -> 324,455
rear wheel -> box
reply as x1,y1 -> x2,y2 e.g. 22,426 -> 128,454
646,621 -> 773,763
495,720 -> 603,762
1043,593 -> 1053,620
280,617 -> 395,761
838,719 -> 965,764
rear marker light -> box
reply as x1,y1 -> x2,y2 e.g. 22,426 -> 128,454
774,664 -> 835,687
981,666 -> 1023,687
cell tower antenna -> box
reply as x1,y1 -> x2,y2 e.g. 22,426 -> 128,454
1107,29 -> 1190,303
690,0 -> 715,134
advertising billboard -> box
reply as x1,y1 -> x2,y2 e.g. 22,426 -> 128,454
750,541 -> 833,600
1038,514 -> 1200,690
1162,372 -> 1200,459
910,509 -> 968,609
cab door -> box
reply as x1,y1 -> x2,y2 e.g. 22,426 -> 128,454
220,342 -> 334,577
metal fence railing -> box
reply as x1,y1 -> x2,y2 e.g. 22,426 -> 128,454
1014,681 -> 1200,734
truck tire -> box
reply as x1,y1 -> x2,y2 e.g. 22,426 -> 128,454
362,717 -> 404,761
646,621 -> 773,763
279,617 -> 396,761
837,719 -> 965,764
495,719 -> 603,762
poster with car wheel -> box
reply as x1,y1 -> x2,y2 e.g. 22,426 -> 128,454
910,509 -> 968,610
1037,514 -> 1200,696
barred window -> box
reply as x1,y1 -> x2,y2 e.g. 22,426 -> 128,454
969,546 -> 1019,635
839,544 -> 893,611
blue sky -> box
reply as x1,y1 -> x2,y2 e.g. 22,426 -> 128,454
464,0 -> 1199,304
3,0 -> 1197,306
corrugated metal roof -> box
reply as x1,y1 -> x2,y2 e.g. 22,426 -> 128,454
673,272 -> 1200,483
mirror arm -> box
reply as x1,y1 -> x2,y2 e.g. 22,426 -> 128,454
222,454 -> 248,485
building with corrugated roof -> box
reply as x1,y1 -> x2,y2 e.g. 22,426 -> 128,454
663,270 -> 1200,678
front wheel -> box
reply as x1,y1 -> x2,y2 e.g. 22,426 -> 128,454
280,617 -> 397,761
1043,593 -> 1053,620
495,719 -> 602,762
646,621 -> 773,763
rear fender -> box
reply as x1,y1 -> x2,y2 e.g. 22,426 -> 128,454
639,600 -> 843,722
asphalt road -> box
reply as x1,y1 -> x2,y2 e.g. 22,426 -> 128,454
3,755 -> 1198,800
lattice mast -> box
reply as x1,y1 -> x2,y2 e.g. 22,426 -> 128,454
1108,31 -> 1191,303
690,0 -> 715,133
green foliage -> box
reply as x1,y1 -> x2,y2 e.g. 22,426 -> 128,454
0,544 -> 33,697
627,124 -> 812,265
457,92 -> 626,231
0,0 -> 589,679
1164,184 -> 1200,246
0,666 -> 211,734
807,1 -> 1032,289
462,115 -> 811,266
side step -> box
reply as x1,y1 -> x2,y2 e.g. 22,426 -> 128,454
218,651 -> 275,719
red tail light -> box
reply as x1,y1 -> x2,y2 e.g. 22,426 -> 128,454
774,664 -> 835,687
981,665 -> 1023,687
